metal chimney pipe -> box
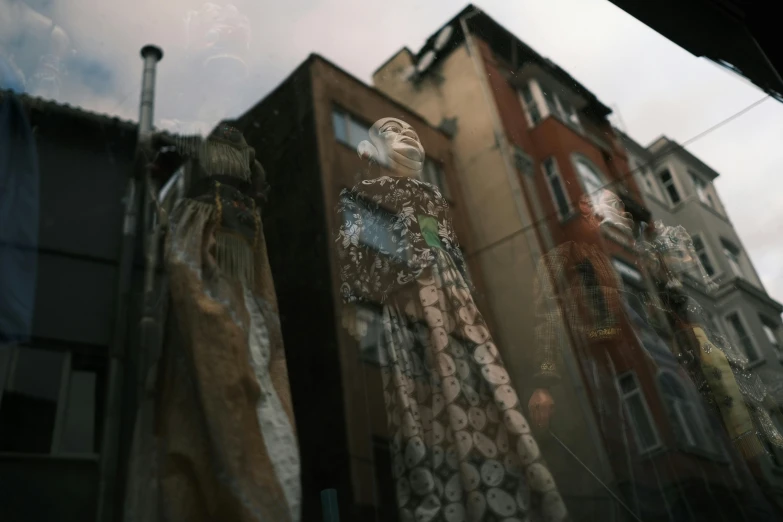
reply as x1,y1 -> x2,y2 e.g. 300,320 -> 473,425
96,44 -> 163,522
138,45 -> 163,145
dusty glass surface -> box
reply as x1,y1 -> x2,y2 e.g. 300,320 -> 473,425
1,1 -> 782,521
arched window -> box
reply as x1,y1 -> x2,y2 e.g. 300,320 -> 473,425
658,371 -> 712,450
574,157 -> 606,208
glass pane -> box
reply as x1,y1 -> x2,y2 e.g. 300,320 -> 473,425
59,370 -> 97,453
627,396 -> 657,450
332,110 -> 347,144
0,347 -> 64,453
551,179 -> 570,217
347,118 -> 369,149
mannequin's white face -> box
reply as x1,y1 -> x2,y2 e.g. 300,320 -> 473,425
582,189 -> 633,233
370,117 -> 425,176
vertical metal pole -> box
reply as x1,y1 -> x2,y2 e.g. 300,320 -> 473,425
96,44 -> 163,522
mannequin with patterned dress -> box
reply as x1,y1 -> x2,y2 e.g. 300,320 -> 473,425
337,117 -> 569,522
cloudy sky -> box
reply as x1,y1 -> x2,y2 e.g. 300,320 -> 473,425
6,0 -> 782,303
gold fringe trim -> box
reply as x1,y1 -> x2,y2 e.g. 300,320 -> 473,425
733,430 -> 766,460
215,229 -> 255,286
171,134 -> 252,181
169,199 -> 255,285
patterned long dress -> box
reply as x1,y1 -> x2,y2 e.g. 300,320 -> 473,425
124,127 -> 301,522
337,176 -> 569,522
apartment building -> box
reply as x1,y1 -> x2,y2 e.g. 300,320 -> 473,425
372,5 -> 766,520
622,131 -> 783,503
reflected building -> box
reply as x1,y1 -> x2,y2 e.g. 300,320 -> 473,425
373,4 -> 777,521
233,54 -> 490,522
0,91 -> 138,522
620,130 -> 783,506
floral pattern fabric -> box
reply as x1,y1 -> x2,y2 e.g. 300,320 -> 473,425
337,176 -> 569,522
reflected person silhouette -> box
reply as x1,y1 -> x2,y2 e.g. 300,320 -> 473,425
336,117 -> 569,522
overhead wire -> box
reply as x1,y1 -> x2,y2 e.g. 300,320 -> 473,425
465,94 -> 772,261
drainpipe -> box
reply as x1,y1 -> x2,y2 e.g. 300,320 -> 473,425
96,44 -> 163,522
458,10 -> 618,519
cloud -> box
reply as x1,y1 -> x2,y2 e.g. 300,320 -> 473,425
5,0 -> 782,304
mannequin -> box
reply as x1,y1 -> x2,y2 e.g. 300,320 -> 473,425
529,190 -> 637,428
641,223 -> 783,462
337,117 -> 569,522
124,124 -> 301,522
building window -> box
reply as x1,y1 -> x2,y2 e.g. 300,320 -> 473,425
0,345 -> 105,455
658,169 -> 681,205
618,372 -> 660,453
422,159 -> 450,199
341,193 -> 407,262
760,317 -> 781,355
689,171 -> 715,209
513,146 -> 535,177
726,312 -> 760,363
691,236 -> 716,277
612,258 -> 646,320
659,371 -> 712,451
574,158 -> 606,209
332,107 -> 370,150
355,305 -> 383,364
542,157 -> 571,219
552,92 -> 581,129
520,84 -> 541,126
721,240 -> 744,279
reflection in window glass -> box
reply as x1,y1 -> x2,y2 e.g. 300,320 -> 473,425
659,372 -> 711,451
543,158 -> 570,219
0,347 -> 64,453
690,171 -> 715,208
332,108 -> 369,149
575,159 -> 604,208
59,370 -> 97,454
356,305 -> 383,364
761,319 -> 781,353
726,313 -> 759,363
658,169 -> 681,205
618,373 -> 659,452
422,159 -> 450,199
520,84 -> 541,125
722,240 -> 744,279
692,236 -> 716,277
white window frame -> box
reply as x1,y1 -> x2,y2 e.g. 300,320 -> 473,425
657,166 -> 682,207
688,170 -> 716,209
724,310 -> 763,365
354,305 -> 383,364
617,371 -> 662,454
519,81 -> 542,128
690,233 -> 719,279
551,92 -> 582,130
760,316 -> 782,356
332,107 -> 373,153
721,239 -> 745,279
572,154 -> 608,210
541,157 -> 572,220
657,370 -> 715,453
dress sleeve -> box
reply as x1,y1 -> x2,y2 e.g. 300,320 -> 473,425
532,251 -> 568,388
335,187 -> 401,305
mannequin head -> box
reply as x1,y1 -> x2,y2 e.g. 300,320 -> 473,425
578,189 -> 633,234
642,222 -> 716,291
358,117 -> 425,177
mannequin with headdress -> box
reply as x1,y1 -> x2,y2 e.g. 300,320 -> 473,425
123,123 -> 301,522
336,117 -> 569,522
641,222 -> 783,463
